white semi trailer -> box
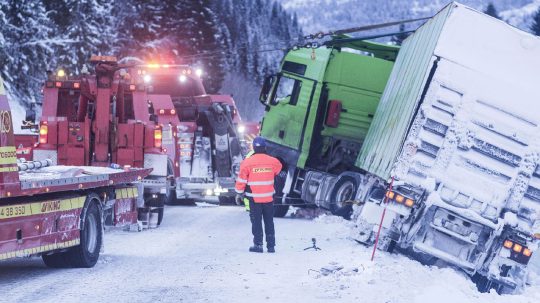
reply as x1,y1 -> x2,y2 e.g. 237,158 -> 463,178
348,3 -> 540,293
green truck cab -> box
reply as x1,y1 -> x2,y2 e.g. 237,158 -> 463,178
259,38 -> 397,216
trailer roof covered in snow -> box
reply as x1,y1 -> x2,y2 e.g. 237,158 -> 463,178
356,2 -> 540,180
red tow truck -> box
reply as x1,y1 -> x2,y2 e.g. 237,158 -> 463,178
0,75 -> 151,267
32,56 -> 168,225
31,57 -> 259,217
124,63 -> 259,204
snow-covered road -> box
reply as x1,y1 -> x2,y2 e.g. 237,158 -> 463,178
0,205 -> 539,303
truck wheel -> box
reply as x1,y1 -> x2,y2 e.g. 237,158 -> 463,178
65,198 -> 103,268
329,176 -> 357,220
164,162 -> 176,206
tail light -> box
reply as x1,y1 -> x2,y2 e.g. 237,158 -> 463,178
502,238 -> 533,264
73,82 -> 80,89
170,109 -> 176,115
154,127 -> 162,148
385,190 -> 414,208
39,123 -> 48,144
55,82 -> 62,88
405,198 -> 414,207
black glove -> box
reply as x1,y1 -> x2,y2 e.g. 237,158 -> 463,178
235,194 -> 244,206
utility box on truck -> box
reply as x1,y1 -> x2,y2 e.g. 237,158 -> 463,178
353,2 -> 540,293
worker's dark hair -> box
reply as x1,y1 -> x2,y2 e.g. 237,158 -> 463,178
254,145 -> 266,154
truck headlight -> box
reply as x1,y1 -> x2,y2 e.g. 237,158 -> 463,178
237,125 -> 246,133
205,189 -> 213,196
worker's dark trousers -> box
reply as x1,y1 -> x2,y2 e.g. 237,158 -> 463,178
249,198 -> 275,248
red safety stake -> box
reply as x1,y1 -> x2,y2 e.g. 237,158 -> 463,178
371,176 -> 395,261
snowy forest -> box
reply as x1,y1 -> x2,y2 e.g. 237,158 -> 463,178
0,0 -> 302,121
2,0 -> 540,122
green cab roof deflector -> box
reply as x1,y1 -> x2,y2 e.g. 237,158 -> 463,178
327,34 -> 400,61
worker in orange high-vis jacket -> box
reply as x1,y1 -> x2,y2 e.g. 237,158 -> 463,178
235,136 -> 282,253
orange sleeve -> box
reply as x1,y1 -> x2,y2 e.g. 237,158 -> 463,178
273,157 -> 283,176
235,159 -> 249,194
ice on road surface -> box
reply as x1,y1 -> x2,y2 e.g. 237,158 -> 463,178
0,206 -> 539,303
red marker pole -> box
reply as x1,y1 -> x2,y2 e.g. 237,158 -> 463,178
371,176 -> 395,261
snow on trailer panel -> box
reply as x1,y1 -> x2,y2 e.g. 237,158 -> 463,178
360,2 -> 540,225
356,3 -> 452,178
391,4 -> 540,229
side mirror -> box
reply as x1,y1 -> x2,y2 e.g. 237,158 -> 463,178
259,75 -> 275,105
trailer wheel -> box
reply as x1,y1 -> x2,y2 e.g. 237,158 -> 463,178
329,176 -> 357,220
65,197 -> 103,268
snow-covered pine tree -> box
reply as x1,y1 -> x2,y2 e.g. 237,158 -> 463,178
177,0 -> 226,93
531,7 -> 540,36
212,0 -> 302,120
484,3 -> 501,19
44,0 -> 115,73
0,0 -> 58,105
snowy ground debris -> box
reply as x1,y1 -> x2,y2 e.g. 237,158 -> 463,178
0,206 -> 538,303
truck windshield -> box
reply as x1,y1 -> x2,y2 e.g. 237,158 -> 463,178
149,75 -> 206,97
271,75 -> 301,106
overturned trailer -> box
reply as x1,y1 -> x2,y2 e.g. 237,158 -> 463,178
352,3 -> 540,292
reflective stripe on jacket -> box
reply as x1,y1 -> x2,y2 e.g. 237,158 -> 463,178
235,153 -> 282,203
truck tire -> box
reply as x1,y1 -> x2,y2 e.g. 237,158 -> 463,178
273,170 -> 289,218
329,176 -> 357,220
64,197 -> 103,268
164,162 -> 176,206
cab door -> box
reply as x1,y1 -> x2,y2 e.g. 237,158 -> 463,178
260,73 -> 315,151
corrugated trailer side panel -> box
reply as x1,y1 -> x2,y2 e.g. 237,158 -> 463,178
355,4 -> 454,179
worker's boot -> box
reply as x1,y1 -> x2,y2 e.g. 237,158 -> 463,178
267,247 -> 275,253
249,245 -> 263,253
